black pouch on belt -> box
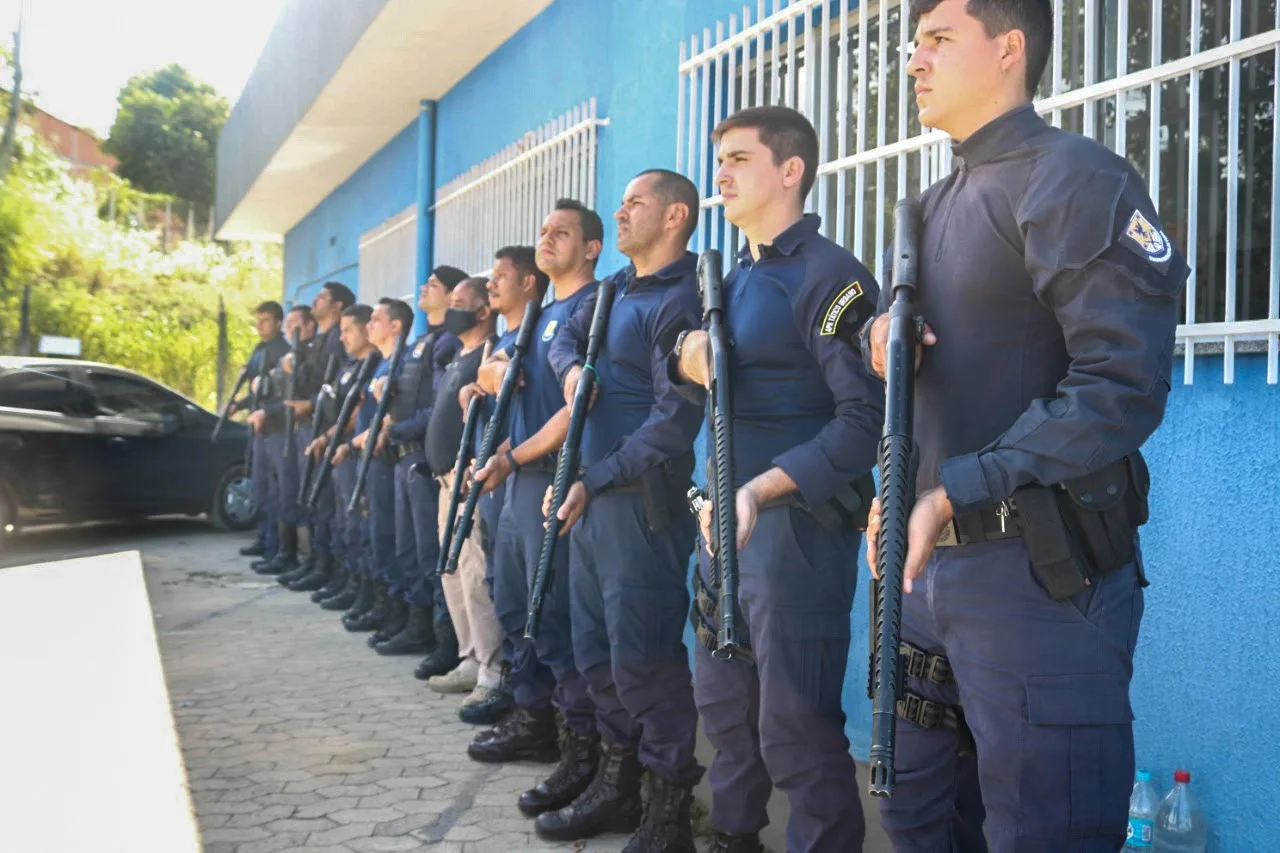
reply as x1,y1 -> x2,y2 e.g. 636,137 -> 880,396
641,452 -> 695,534
1011,485 -> 1089,601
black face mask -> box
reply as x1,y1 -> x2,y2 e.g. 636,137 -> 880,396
443,307 -> 480,336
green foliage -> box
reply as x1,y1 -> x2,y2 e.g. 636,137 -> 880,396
104,64 -> 228,209
0,126 -> 280,411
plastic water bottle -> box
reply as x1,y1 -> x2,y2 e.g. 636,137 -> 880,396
1152,769 -> 1207,853
1124,769 -> 1160,850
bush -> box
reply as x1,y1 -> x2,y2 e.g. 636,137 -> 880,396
0,126 -> 280,410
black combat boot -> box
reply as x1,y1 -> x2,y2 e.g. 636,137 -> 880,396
252,524 -> 298,575
458,686 -> 515,726
518,728 -> 600,817
374,605 -> 434,656
311,561 -> 348,602
277,527 -> 314,585
534,741 -> 643,841
367,597 -> 408,647
344,581 -> 388,632
239,538 -> 268,557
412,619 -> 460,680
622,772 -> 697,853
466,706 -> 560,763
320,571 -> 361,610
706,832 -> 764,853
289,551 -> 333,592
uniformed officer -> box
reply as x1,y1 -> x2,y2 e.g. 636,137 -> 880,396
421,276 -> 506,707
465,202 -> 600,765
671,106 -> 884,853
371,268 -> 464,657
448,246 -> 543,727
343,299 -> 413,635
233,300 -> 290,559
310,304 -> 379,613
248,304 -> 318,576
862,2 -> 1184,850
537,169 -> 705,849
280,281 -> 355,593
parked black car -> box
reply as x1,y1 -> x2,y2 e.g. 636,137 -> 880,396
0,357 -> 256,537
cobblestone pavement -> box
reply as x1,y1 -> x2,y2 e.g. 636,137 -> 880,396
1,519 -> 892,853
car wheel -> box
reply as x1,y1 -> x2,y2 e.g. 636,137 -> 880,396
210,465 -> 257,531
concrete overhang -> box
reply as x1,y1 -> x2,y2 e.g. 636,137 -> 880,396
216,0 -> 553,242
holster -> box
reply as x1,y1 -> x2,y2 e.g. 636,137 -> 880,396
639,452 -> 695,534
1012,453 -> 1151,600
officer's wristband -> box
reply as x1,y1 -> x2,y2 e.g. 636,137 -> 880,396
505,449 -> 522,473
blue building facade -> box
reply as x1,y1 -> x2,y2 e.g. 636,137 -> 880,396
219,1 -> 1280,848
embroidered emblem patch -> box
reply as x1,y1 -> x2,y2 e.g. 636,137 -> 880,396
819,281 -> 866,336
341,370 -> 353,384
1121,210 -> 1172,267
542,320 -> 558,342
413,342 -> 426,358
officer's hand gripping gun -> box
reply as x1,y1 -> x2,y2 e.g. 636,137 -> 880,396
306,352 -> 376,511
868,197 -> 924,799
297,354 -> 339,505
442,299 -> 542,575
348,335 -> 407,513
525,281 -> 616,640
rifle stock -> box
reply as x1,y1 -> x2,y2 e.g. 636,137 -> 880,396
444,299 -> 542,574
297,354 -> 339,505
867,197 -> 924,799
525,281 -> 616,640
348,335 -> 407,514
307,352 -> 376,510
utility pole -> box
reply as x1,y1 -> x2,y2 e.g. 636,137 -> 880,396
0,0 -> 27,181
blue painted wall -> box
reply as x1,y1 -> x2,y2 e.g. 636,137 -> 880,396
281,120 -> 420,307
279,1 -> 1280,847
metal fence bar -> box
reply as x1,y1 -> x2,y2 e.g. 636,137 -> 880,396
1271,10 -> 1280,384
1148,0 -> 1163,201
835,0 -> 850,246
1224,0 -> 1243,384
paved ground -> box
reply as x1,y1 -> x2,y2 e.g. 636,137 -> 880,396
0,519 -> 892,853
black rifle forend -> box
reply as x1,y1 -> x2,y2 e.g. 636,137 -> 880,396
243,345 -> 272,471
434,395 -> 482,576
282,329 -> 301,462
212,365 -> 250,443
348,334 -> 407,514
699,250 -> 745,662
525,280 -> 616,640
307,352 -> 376,511
444,298 -> 542,574
297,354 -> 339,506
868,197 -> 924,799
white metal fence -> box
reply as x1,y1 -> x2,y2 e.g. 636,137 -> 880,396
677,0 -> 1280,384
358,205 -> 418,305
433,98 -> 608,276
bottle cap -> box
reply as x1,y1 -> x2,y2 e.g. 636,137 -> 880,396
1174,769 -> 1191,783
1136,770 -> 1152,782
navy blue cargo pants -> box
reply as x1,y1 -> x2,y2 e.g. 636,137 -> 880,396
694,506 -> 864,853
264,430 -> 303,527
251,431 -> 277,554
569,489 -> 701,783
300,422 -> 335,558
392,450 -> 450,620
330,456 -> 363,574
492,468 -> 595,734
365,454 -> 397,588
878,538 -> 1144,853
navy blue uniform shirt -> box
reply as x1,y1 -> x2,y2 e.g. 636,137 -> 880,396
427,342 -> 487,476
677,214 -> 884,509
332,353 -> 376,440
507,283 -> 598,449
358,356 -> 391,434
547,254 -> 704,496
386,326 -> 461,446
870,105 -> 1187,514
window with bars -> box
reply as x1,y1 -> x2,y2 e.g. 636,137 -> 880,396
433,99 -> 607,277
358,205 -> 418,304
677,0 -> 1280,383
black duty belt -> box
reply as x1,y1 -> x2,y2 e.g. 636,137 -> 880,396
390,441 -> 425,462
517,455 -> 557,475
936,501 -> 1022,547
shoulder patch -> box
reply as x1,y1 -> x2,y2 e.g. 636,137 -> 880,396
541,320 -> 558,342
413,341 -> 426,358
340,369 -> 353,384
819,281 -> 867,337
1119,210 -> 1173,271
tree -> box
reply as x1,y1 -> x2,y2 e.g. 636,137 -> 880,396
0,2 -> 25,181
104,64 -> 228,209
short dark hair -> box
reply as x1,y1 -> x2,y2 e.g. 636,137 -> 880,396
554,198 -> 605,246
341,304 -> 372,325
288,304 -> 315,327
431,265 -> 469,290
636,169 -> 700,244
255,301 -> 283,322
378,298 -> 414,339
908,0 -> 1053,96
322,281 -> 356,310
495,245 -> 551,297
712,106 -> 820,200
457,276 -> 491,308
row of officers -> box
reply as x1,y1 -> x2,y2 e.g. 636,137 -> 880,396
222,4 -> 1184,851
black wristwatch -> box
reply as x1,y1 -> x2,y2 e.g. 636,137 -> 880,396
672,328 -> 694,361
